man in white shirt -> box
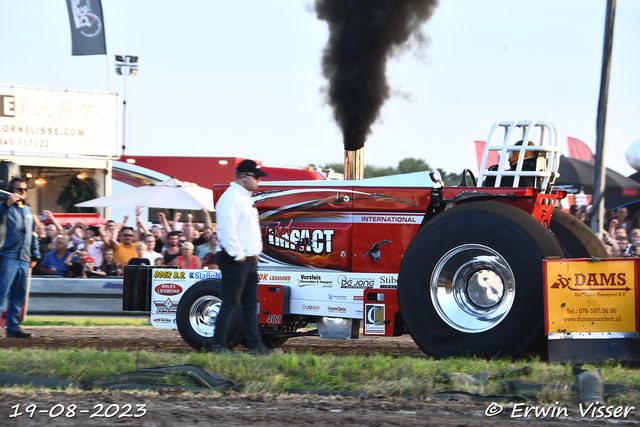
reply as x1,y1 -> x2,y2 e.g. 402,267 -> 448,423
210,159 -> 272,355
142,234 -> 163,264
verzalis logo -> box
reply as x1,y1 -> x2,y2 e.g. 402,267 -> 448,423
70,0 -> 103,37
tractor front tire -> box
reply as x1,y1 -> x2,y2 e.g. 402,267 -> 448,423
176,279 -> 244,351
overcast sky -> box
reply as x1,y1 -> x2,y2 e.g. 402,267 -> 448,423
1,0 -> 639,176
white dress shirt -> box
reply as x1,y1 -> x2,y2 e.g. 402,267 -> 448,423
215,181 -> 262,261
143,250 -> 163,264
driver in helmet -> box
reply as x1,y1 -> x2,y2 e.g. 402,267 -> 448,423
484,140 -> 539,188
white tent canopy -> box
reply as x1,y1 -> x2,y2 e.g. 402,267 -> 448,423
76,178 -> 215,211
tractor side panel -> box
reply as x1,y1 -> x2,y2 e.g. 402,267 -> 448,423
253,185 -> 431,273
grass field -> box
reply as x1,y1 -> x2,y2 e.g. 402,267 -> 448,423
0,349 -> 638,405
21,317 -> 151,327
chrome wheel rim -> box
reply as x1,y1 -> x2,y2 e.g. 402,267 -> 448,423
188,295 -> 222,337
431,244 -> 515,333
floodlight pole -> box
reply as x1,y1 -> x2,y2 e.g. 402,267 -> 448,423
591,0 -> 616,236
122,68 -> 128,156
115,55 -> 138,157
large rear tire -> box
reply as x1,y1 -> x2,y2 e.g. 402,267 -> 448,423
398,201 -> 563,358
262,336 -> 289,349
176,280 -> 244,351
548,208 -> 608,258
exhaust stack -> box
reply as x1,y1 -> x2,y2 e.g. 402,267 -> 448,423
344,148 -> 364,180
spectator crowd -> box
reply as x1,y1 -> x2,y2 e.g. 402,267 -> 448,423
569,204 -> 640,257
35,207 -> 219,278
31,203 -> 640,278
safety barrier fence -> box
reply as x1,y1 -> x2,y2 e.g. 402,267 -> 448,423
26,276 -> 149,318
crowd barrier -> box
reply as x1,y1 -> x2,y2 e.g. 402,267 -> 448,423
26,276 -> 149,318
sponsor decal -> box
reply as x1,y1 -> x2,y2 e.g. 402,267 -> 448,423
266,315 -> 282,324
357,214 -> 421,224
154,283 -> 183,296
328,294 -> 347,301
337,275 -> 374,289
265,220 -> 335,255
364,304 -> 385,334
327,306 -> 347,314
153,298 -> 179,314
298,274 -> 333,288
153,318 -> 172,324
550,273 -> 630,292
301,304 -> 320,312
259,273 -> 291,282
154,270 -> 186,280
353,295 -> 364,301
545,260 -> 636,333
379,275 -> 398,288
189,271 -> 222,280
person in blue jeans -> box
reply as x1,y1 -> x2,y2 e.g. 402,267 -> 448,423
0,177 -> 40,338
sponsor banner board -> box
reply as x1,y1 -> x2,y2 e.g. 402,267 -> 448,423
284,272 -> 397,302
0,85 -> 119,158
545,259 -> 638,333
150,269 -> 221,328
146,269 -> 398,329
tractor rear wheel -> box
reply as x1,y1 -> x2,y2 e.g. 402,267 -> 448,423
398,201 -> 563,358
548,208 -> 608,258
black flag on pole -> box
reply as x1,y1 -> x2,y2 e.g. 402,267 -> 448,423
66,0 -> 107,55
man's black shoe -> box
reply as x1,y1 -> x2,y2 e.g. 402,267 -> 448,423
6,330 -> 31,339
209,345 -> 239,355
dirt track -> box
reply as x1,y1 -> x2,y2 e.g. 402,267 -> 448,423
1,327 -> 637,426
0,326 -> 424,355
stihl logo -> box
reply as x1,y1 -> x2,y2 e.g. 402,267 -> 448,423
550,273 -> 630,292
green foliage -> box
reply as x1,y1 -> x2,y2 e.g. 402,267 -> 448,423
322,158 -> 463,185
1,350 -> 639,405
56,176 -> 99,213
22,317 -> 151,327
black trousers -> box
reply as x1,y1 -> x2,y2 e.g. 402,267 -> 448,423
211,256 -> 262,349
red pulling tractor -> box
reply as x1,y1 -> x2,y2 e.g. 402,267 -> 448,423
124,120 -> 611,358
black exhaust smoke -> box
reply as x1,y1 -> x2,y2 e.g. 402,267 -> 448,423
315,0 -> 439,151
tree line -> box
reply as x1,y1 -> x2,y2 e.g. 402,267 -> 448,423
322,157 -> 463,186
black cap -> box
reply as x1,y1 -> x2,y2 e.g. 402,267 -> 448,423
236,159 -> 268,177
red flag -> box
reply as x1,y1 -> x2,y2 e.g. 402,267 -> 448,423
567,137 -> 594,162
474,140 -> 500,171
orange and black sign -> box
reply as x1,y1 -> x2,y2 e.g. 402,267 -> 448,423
544,259 -> 638,333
